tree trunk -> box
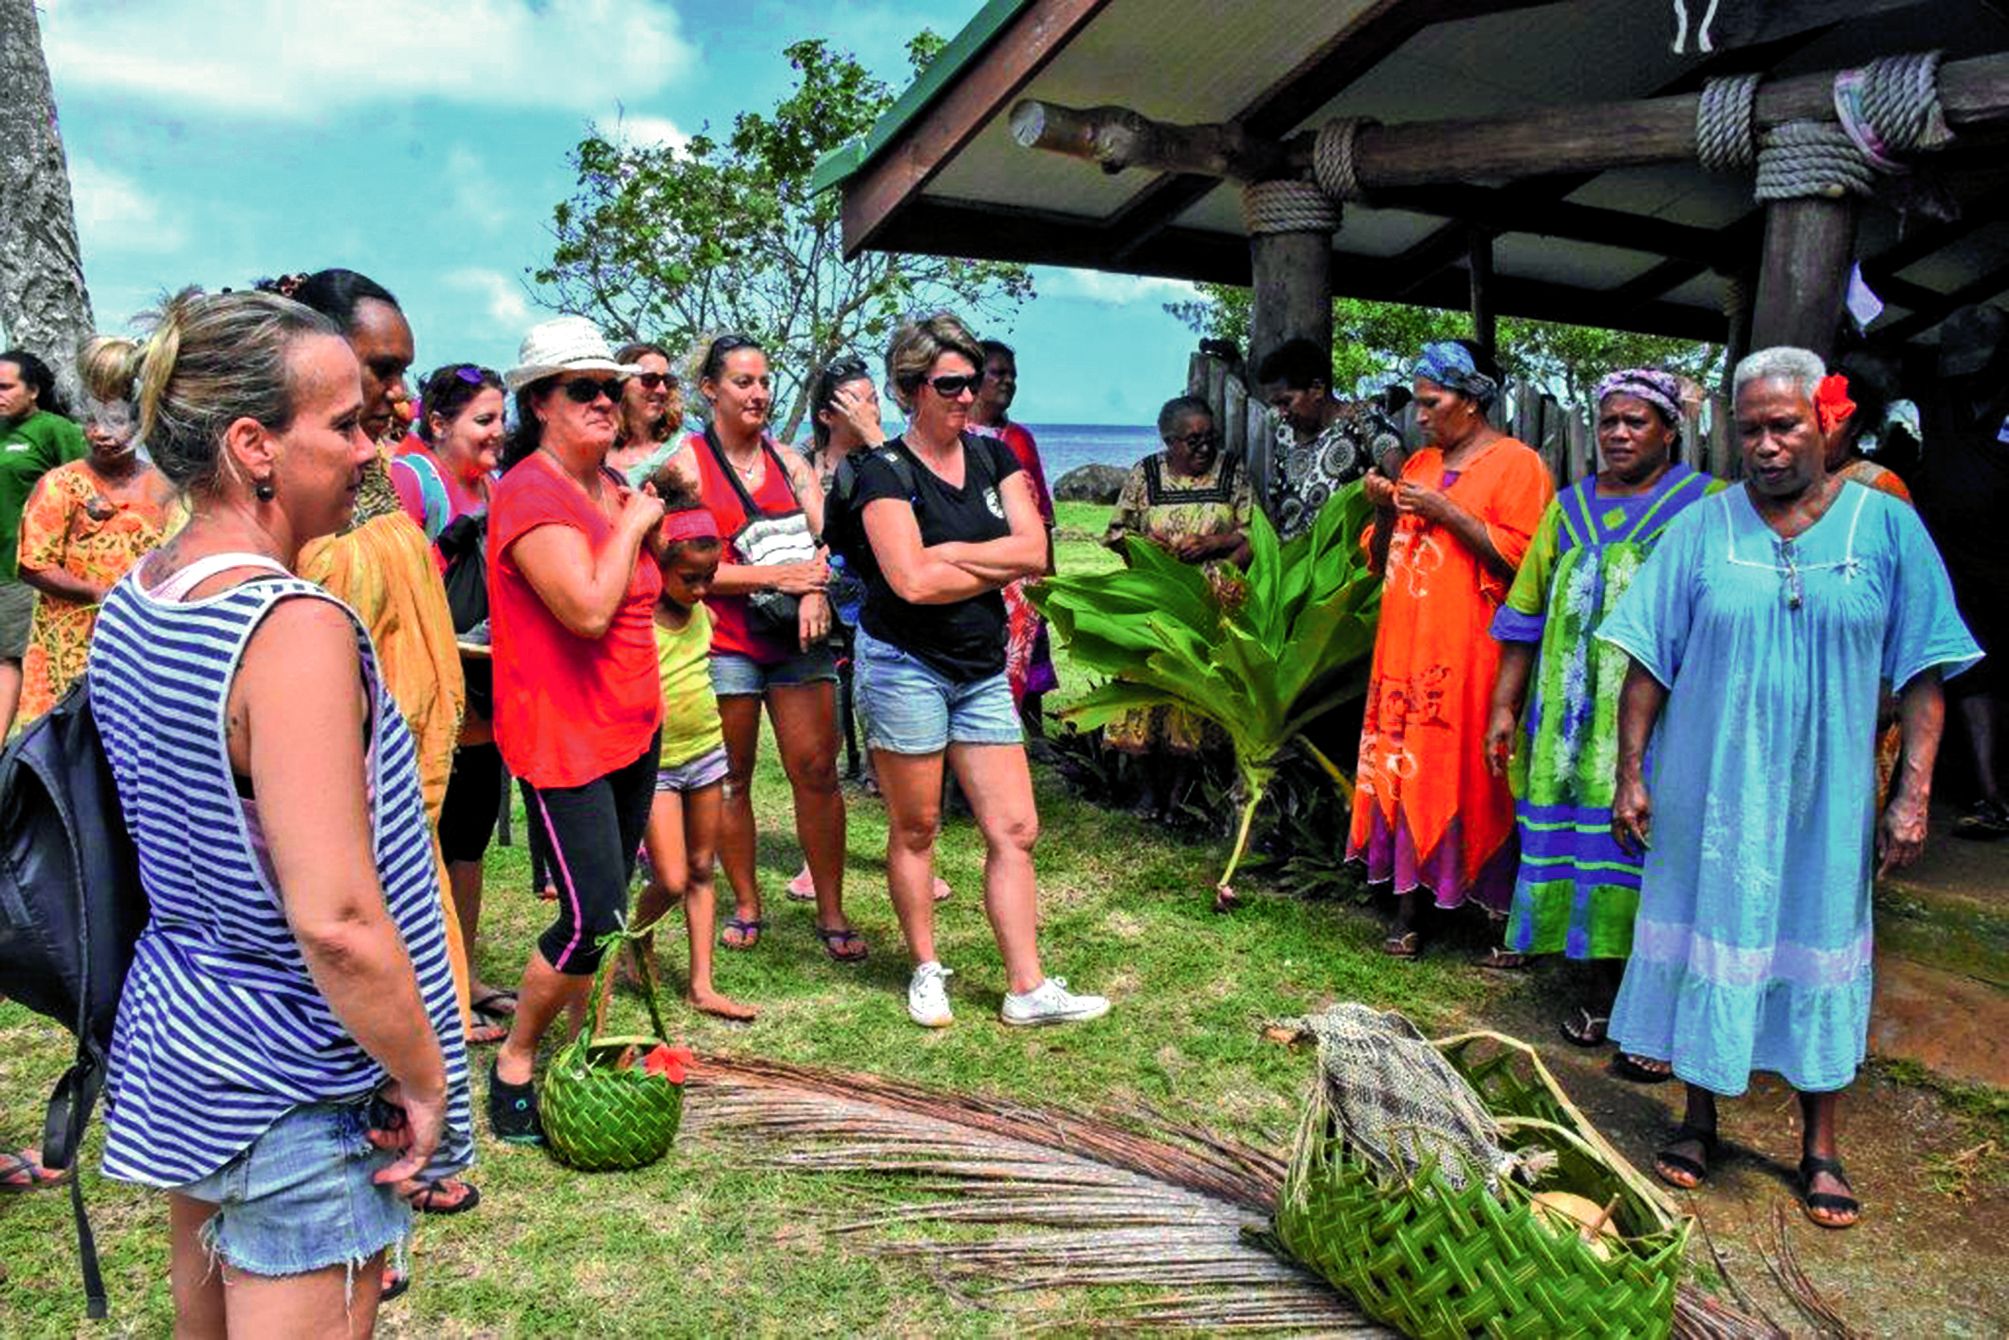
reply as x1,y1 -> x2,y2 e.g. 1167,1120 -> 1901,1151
0,0 -> 94,411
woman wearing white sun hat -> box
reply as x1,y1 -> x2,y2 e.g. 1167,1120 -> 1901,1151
484,316 -> 667,1143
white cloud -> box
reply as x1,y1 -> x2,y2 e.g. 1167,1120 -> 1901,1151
603,114 -> 690,155
446,148 -> 509,232
41,0 -> 697,118
68,157 -> 187,254
1040,268 -> 1200,306
444,268 -> 529,328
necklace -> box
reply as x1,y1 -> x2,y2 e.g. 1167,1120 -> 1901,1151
723,443 -> 763,482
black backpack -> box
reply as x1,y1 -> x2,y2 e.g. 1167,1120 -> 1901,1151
0,679 -> 147,1319
822,433 -> 998,576
437,510 -> 492,717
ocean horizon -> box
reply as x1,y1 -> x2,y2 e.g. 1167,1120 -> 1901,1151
1019,421 -> 1162,480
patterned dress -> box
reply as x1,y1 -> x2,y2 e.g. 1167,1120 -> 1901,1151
1101,451 -> 1253,753
1598,484 -> 1979,1094
1348,439 -> 1553,910
15,462 -> 179,724
1490,465 -> 1718,959
1273,402 -> 1403,541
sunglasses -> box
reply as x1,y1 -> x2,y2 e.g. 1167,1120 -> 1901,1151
1169,429 -> 1219,451
925,373 -> 981,398
559,375 -> 623,404
633,372 -> 675,390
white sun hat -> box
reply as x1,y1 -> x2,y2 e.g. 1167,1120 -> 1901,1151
504,315 -> 643,392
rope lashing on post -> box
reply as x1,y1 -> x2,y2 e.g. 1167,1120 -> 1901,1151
1311,117 -> 1378,203
1834,50 -> 1953,172
1756,120 -> 1878,200
1696,52 -> 1951,201
1696,74 -> 1760,173
1243,178 -> 1339,236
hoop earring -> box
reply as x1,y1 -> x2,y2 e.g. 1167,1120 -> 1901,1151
254,476 -> 276,502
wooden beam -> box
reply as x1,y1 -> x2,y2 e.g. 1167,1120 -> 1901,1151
1878,259 -> 2009,341
1103,0 -> 1554,259
1608,257 -> 1710,307
1015,52 -> 2009,194
838,0 -> 1111,255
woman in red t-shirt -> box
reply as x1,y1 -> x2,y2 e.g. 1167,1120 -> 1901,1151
659,336 -> 860,962
484,317 -> 665,1144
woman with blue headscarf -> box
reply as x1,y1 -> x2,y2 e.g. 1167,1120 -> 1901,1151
1351,339 -> 1553,958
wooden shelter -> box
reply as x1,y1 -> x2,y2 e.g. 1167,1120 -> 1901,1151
812,0 -> 2009,390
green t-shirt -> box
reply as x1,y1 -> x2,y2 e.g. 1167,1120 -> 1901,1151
0,411 -> 87,583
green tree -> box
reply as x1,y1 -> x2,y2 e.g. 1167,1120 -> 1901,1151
535,34 -> 1034,441
1167,283 -> 1717,407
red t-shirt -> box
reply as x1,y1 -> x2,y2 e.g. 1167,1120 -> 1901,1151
998,423 -> 1054,525
489,452 -> 663,788
689,431 -> 803,664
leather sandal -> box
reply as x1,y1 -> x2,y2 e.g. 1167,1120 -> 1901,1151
1798,1155 -> 1861,1229
1653,1123 -> 1718,1189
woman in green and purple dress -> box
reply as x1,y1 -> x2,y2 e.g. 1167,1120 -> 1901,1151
1483,368 -> 1718,1077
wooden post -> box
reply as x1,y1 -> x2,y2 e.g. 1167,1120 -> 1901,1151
1249,230 -> 1333,375
1749,197 -> 1857,360
1468,228 -> 1496,359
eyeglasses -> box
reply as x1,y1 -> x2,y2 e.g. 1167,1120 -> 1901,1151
1168,429 -> 1219,451
560,376 -> 623,404
925,373 -> 981,398
633,372 -> 674,390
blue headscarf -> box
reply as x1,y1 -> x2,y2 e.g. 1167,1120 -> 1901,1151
1411,341 -> 1498,406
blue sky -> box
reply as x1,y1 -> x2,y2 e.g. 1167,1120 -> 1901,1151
40,0 -> 1202,427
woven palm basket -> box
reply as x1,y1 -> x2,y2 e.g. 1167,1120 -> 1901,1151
541,925 -> 685,1172
1276,1030 -> 1689,1339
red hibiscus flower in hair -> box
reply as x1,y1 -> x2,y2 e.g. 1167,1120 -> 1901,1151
640,1044 -> 694,1085
1814,373 -> 1857,435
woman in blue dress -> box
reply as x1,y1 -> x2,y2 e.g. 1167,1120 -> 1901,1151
1599,346 -> 1980,1230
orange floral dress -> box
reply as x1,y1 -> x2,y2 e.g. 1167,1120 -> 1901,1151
1348,439 -> 1553,911
16,462 -> 179,724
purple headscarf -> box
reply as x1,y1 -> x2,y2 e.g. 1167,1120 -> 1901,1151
1593,368 -> 1684,426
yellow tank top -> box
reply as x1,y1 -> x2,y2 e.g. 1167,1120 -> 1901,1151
655,603 -> 724,768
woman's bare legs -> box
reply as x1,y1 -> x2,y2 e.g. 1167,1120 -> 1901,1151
946,743 -> 1043,994
171,1192 -> 386,1338
715,695 -> 766,943
874,748 -> 945,966
169,1194 -> 226,1339
765,683 -> 850,936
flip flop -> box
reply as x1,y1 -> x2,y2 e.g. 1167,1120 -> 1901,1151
1559,1008 -> 1610,1047
407,1178 -> 481,1216
470,989 -> 518,1024
0,1147 -> 66,1194
1798,1155 -> 1861,1229
1610,1051 -> 1674,1085
719,916 -> 766,950
815,925 -> 869,963
1382,930 -> 1420,958
1654,1124 -> 1718,1190
381,1267 -> 410,1303
466,1019 -> 509,1047
1475,947 -> 1529,971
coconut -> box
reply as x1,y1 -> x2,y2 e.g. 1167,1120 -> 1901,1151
1530,1191 -> 1622,1261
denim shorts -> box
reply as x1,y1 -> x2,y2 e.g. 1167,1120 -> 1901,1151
175,1100 -> 409,1278
853,627 -> 1022,755
709,645 -> 839,697
656,745 -> 729,793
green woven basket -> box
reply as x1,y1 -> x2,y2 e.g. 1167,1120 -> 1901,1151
1276,1030 -> 1689,1339
541,924 -> 685,1172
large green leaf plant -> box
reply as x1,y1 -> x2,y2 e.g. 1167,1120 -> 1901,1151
1032,485 -> 1382,905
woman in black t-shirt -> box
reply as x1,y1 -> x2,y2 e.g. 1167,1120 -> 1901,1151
853,314 -> 1110,1030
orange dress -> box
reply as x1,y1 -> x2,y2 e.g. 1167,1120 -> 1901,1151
1837,459 -> 1913,810
16,462 -> 178,725
1348,438 -> 1553,910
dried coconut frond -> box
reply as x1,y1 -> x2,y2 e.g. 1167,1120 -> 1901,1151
682,1053 -> 1779,1338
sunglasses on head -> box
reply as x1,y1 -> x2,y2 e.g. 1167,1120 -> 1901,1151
925,373 -> 981,398
633,372 -> 674,390
559,375 -> 623,404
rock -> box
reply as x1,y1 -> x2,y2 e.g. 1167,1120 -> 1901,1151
1052,463 -> 1128,504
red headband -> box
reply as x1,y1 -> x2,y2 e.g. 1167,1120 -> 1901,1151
662,509 -> 720,542
1814,373 -> 1857,435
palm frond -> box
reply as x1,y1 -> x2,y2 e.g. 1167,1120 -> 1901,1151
681,1054 -> 1781,1338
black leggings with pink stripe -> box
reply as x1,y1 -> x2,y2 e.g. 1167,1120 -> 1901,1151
522,733 -> 660,975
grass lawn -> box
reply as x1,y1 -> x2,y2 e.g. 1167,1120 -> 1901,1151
0,497 -> 1507,1335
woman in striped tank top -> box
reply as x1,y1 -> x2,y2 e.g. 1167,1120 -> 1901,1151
82,289 -> 472,1334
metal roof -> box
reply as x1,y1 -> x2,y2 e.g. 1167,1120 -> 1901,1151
813,0 -> 2009,345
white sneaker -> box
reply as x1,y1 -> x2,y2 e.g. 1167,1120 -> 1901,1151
1000,977 -> 1110,1027
907,962 -> 955,1028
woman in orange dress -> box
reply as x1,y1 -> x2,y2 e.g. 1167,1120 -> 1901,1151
16,398 -> 178,724
1350,340 -> 1553,959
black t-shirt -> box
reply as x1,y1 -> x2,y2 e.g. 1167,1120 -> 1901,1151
852,433 -> 1022,682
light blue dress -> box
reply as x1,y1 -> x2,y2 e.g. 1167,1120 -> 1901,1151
1597,482 -> 1980,1095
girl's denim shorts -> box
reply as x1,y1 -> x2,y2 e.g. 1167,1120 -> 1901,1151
852,627 -> 1022,755
656,745 -> 729,793
175,1100 -> 409,1278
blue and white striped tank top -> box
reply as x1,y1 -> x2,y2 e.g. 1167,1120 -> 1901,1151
86,553 -> 473,1188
